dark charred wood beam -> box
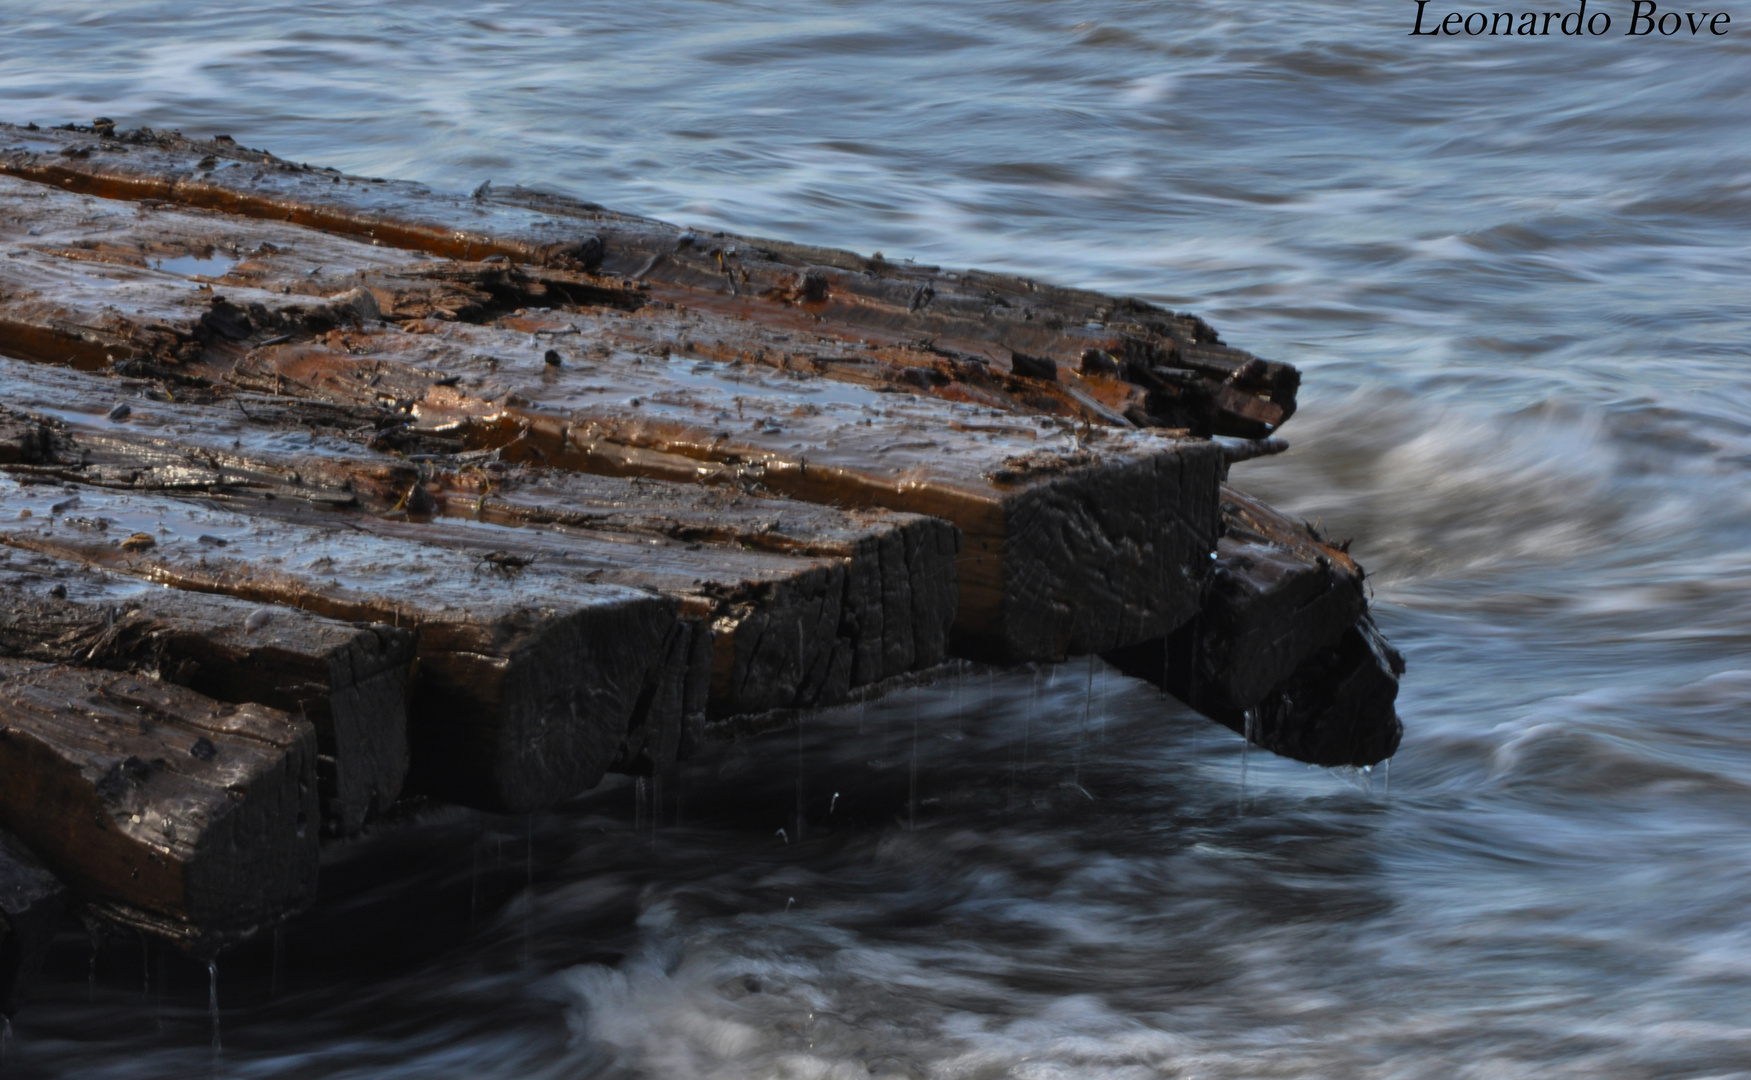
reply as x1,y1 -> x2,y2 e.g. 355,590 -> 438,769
0,546 -> 412,836
0,474 -> 679,812
0,658 -> 318,952
1104,492 -> 1400,767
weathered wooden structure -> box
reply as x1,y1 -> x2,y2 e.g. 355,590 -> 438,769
0,120 -> 1401,996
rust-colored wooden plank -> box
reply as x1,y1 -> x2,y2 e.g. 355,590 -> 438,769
0,122 -> 1296,437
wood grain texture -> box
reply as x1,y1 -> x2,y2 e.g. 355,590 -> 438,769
0,123 -> 1296,437
0,658 -> 318,948
0,474 -> 677,811
0,547 -> 411,835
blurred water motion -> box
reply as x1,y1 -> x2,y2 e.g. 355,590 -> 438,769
3,1 -> 1750,1075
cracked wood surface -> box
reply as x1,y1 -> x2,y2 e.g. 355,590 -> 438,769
0,122 -> 1296,437
0,546 -> 411,836
0,474 -> 677,812
0,657 -> 318,946
0,181 -> 1223,661
0,361 -> 958,718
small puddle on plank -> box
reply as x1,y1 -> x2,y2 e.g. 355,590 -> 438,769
153,254 -> 238,280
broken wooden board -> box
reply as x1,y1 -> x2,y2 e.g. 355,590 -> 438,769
0,658 -> 317,950
0,828 -> 66,1018
0,474 -> 679,811
1103,485 -> 1398,766
0,122 -> 1297,438
0,226 -> 1222,664
1105,485 -> 1367,713
0,546 -> 412,836
0,355 -> 959,696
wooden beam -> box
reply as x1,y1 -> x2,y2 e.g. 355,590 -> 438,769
0,658 -> 318,949
1104,490 -> 1400,767
0,122 -> 1295,436
0,546 -> 412,836
0,828 -> 67,1018
0,227 -> 1221,663
0,355 -> 960,695
0,474 -> 680,811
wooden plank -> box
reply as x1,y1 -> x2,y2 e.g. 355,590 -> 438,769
449,469 -> 959,687
0,474 -> 679,811
0,546 -> 412,836
1103,489 -> 1400,767
1105,485 -> 1366,712
222,329 -> 1218,663
0,232 -> 1220,665
0,373 -> 955,722
0,355 -> 960,694
0,122 -> 1296,437
0,658 -> 318,949
0,828 -> 67,1018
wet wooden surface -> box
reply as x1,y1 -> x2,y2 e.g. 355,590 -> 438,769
0,122 -> 1297,438
0,547 -> 412,836
0,827 -> 66,1018
0,657 -> 318,949
1103,493 -> 1399,767
0,170 -> 1225,662
0,474 -> 679,811
0,356 -> 961,703
0,119 -> 1414,959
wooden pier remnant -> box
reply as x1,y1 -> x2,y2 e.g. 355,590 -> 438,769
0,118 -> 1407,992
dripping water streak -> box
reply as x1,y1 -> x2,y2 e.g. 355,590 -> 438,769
909,697 -> 919,831
207,961 -> 221,1061
271,927 -> 284,1000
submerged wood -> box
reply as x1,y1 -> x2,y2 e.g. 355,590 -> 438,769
0,122 -> 1297,438
0,658 -> 318,950
0,474 -> 679,811
0,202 -> 1222,664
0,828 -> 67,1018
0,546 -> 412,836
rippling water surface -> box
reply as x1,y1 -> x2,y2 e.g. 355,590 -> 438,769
3,2 -> 1749,1076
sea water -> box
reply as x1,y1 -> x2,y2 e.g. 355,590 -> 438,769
2,1 -> 1748,1075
